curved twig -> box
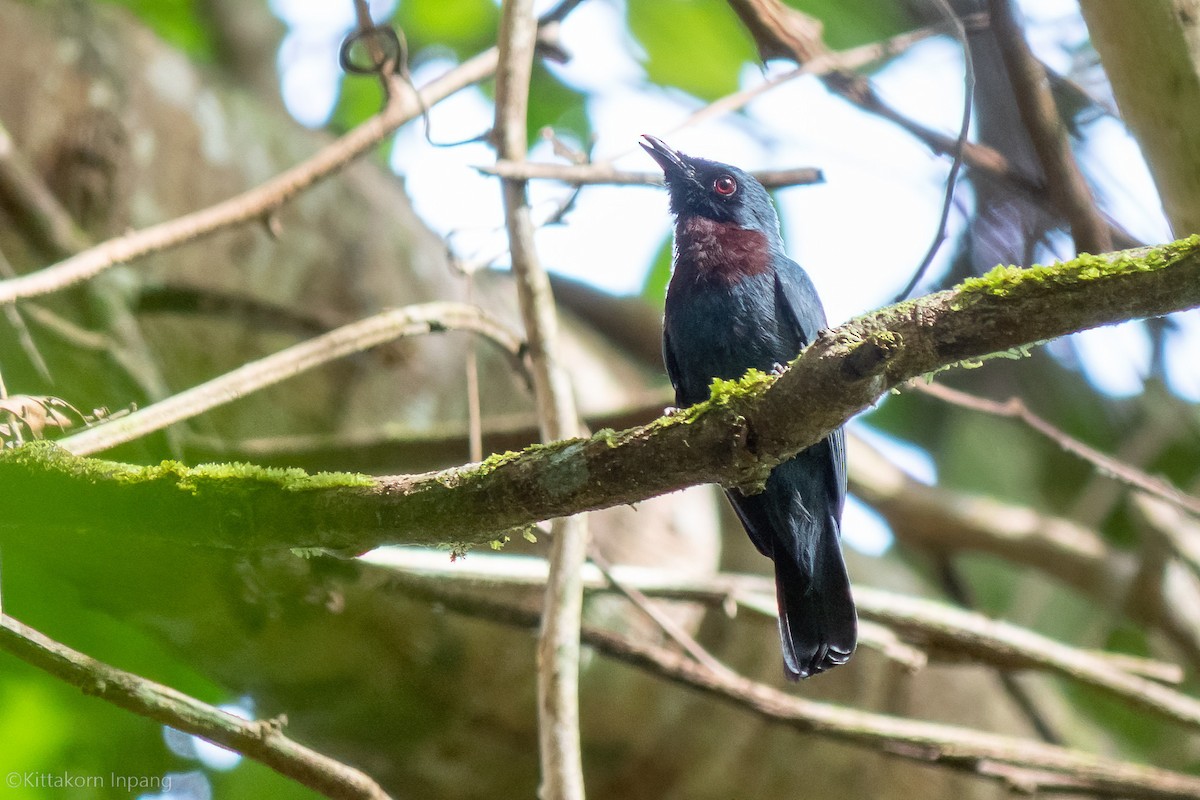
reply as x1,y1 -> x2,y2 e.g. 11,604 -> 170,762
365,550 -> 1200,732
56,302 -> 525,456
378,565 -> 1200,800
0,48 -> 499,305
0,613 -> 390,800
895,0 -> 974,301
912,381 -> 1200,518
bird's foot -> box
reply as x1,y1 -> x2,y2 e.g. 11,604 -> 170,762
770,362 -> 788,376
663,405 -> 681,416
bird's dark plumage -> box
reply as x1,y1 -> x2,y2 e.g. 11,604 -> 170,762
641,134 -> 856,680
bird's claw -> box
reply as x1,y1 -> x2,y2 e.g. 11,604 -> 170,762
770,362 -> 787,376
664,405 -> 681,416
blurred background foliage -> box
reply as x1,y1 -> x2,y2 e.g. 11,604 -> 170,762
2,0 -> 1200,797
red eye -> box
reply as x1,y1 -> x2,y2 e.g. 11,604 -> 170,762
713,175 -> 737,196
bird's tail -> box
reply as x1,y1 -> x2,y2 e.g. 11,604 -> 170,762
775,516 -> 857,680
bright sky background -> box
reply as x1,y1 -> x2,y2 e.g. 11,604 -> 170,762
266,0 -> 1199,554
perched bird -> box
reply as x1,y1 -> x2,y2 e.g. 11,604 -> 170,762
640,134 -> 856,680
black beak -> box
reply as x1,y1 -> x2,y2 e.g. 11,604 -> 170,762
640,134 -> 693,185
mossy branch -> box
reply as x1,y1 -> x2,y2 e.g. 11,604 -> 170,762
3,237 -> 1199,551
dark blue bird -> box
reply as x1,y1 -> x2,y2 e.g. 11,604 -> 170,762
641,135 -> 856,680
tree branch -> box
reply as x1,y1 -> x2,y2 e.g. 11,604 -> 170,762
0,613 -> 391,800
493,0 -> 588,796
380,566 -> 1200,800
0,38 -> 510,306
990,0 -> 1112,254
912,381 -> 1200,518
2,239 -> 1199,553
0,120 -> 90,258
479,161 -> 823,188
365,550 -> 1200,732
54,302 -> 525,457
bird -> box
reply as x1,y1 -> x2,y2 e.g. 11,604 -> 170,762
640,134 -> 856,680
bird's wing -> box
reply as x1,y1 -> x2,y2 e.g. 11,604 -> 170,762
662,327 -> 684,404
772,258 -> 827,346
773,260 -> 848,505
827,425 -> 848,516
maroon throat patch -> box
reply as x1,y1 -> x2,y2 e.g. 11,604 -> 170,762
675,216 -> 771,284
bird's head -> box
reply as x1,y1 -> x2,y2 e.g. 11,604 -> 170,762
640,134 -> 780,237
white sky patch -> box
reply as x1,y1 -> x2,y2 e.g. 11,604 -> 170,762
761,40 -> 969,321
1072,320 -> 1152,397
550,0 -> 647,92
162,701 -> 251,771
842,495 -> 894,556
1017,0 -> 1091,74
850,420 -> 938,485
272,0 -> 396,127
1078,116 -> 1172,245
271,1 -> 1199,404
277,33 -> 343,127
1164,310 -> 1200,402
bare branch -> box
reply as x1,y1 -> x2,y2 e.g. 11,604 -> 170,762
55,303 -> 525,456
990,0 -> 1112,254
365,550 -> 1200,732
586,546 -> 733,677
480,161 -> 823,188
912,381 -> 1200,518
380,565 -> 1200,800
0,121 -> 90,258
0,613 -> 390,800
4,239 -> 1199,553
494,0 -> 588,796
0,45 -> 501,305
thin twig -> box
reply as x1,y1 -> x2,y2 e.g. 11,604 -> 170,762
18,302 -> 112,351
380,566 -> 1200,800
1132,493 -> 1200,587
912,381 -> 1200,518
865,588 -> 1200,732
480,161 -> 822,188
719,0 -> 1136,255
0,45 -> 501,306
349,0 -> 395,97
0,613 -> 391,800
848,429 -> 1200,669
990,0 -> 1112,255
556,20 -> 948,174
56,302 -> 525,456
8,242 -> 1200,555
895,0 -> 974,301
0,120 -> 90,259
493,0 -> 589,797
586,546 -> 732,677
0,249 -> 52,383
934,555 -> 1063,744
365,550 -> 1200,731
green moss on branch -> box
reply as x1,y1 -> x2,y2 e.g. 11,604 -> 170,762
3,236 -> 1199,552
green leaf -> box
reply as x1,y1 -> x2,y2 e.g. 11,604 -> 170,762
394,0 -> 499,59
788,0 -> 910,51
98,0 -> 215,59
627,0 -> 756,99
329,74 -> 387,136
640,232 -> 675,304
528,64 -> 590,145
